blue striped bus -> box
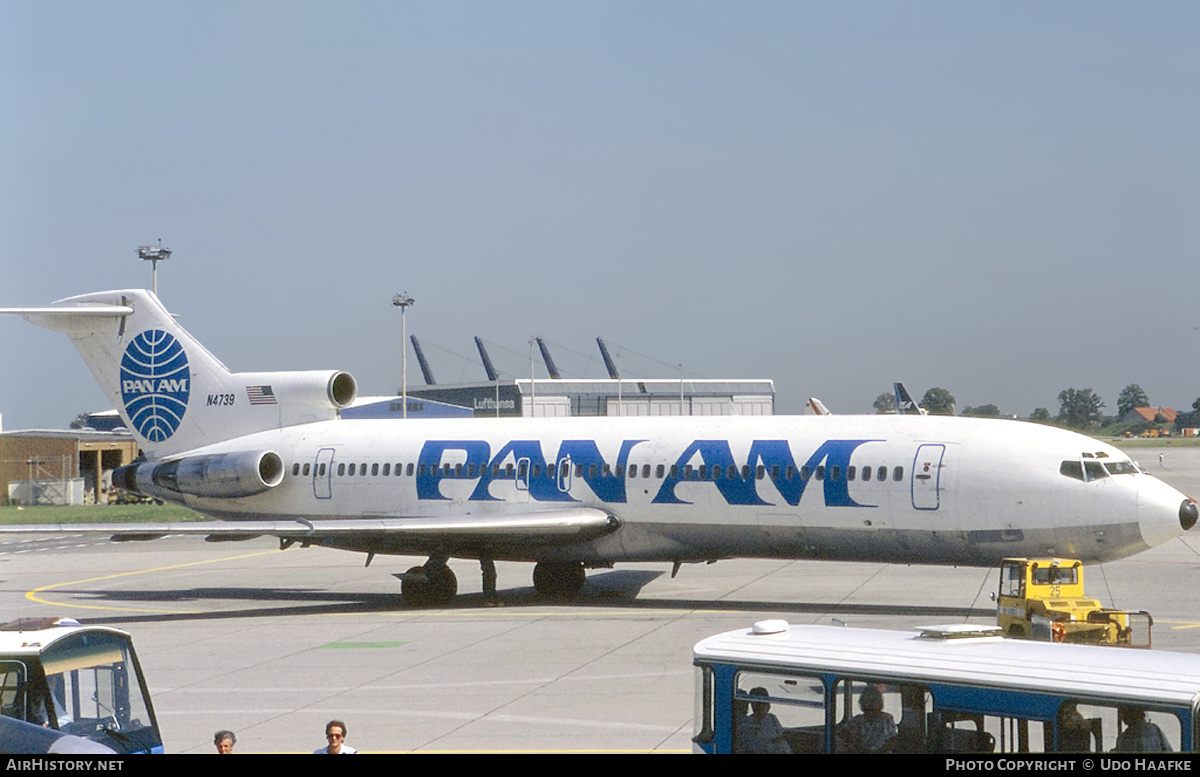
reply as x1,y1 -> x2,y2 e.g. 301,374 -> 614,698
693,621 -> 1200,754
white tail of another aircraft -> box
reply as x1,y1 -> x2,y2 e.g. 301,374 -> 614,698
12,290 -> 357,458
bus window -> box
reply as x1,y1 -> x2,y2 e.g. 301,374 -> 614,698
0,660 -> 26,720
936,710 -> 1048,754
833,679 -> 929,753
1056,701 -> 1179,753
693,666 -> 714,746
735,671 -> 826,754
37,631 -> 159,753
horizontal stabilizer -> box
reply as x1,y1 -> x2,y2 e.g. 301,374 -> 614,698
0,303 -> 134,318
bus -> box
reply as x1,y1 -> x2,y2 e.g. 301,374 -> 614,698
0,617 -> 162,754
693,620 -> 1200,754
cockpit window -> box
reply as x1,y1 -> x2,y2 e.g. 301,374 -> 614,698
1060,461 -> 1084,481
1062,459 -> 1122,481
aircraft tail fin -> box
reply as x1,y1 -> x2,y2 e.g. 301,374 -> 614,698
4,290 -> 356,457
893,382 -> 928,415
805,397 -> 831,415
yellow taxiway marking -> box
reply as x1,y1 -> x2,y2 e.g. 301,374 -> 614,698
26,549 -> 282,614
1162,620 -> 1200,631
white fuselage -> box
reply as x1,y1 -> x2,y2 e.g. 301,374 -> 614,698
165,413 -> 1190,567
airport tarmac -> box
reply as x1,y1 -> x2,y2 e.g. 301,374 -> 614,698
1,444 -> 1198,754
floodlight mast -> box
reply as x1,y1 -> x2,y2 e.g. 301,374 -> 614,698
392,292 -> 415,418
137,240 -> 171,295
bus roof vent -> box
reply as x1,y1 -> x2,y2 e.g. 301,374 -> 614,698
0,617 -> 81,632
915,624 -> 1004,640
751,619 -> 789,635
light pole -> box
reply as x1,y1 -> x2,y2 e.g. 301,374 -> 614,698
137,240 -> 171,295
392,292 -> 415,418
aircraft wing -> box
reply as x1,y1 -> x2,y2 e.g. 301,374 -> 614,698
0,507 -> 619,546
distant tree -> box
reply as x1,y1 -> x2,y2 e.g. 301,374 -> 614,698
69,412 -> 89,430
1117,384 -> 1150,417
1176,397 -> 1200,430
1029,408 -> 1052,424
920,387 -> 956,415
873,393 -> 897,414
962,404 -> 1001,417
1056,388 -> 1105,431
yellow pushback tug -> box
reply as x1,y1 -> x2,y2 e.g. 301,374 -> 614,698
996,558 -> 1152,647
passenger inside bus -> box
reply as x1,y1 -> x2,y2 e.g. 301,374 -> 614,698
734,687 -> 792,754
836,686 -> 897,753
1114,707 -> 1172,752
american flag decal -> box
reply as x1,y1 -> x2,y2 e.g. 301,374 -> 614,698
246,385 -> 277,405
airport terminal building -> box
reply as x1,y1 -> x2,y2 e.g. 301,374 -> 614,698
344,378 -> 775,420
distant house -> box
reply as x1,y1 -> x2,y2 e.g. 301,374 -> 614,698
1118,407 -> 1178,425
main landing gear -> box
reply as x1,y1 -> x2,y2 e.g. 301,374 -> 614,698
396,557 -> 588,606
532,561 -> 586,598
395,561 -> 458,607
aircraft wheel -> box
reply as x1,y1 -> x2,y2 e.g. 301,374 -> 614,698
401,566 -> 432,606
401,565 -> 458,607
426,565 -> 458,605
533,561 -> 586,598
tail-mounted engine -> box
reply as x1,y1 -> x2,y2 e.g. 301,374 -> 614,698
114,450 -> 284,500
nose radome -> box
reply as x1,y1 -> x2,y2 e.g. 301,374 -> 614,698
1138,479 -> 1196,549
1180,499 -> 1198,532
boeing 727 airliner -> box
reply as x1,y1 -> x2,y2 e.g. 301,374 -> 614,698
2,290 -> 1196,605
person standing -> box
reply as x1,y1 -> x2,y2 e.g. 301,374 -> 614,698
314,720 -> 358,754
213,730 -> 236,754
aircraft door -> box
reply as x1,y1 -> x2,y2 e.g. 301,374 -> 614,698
515,457 -> 530,492
557,456 -> 572,493
314,448 -> 335,499
911,444 -> 945,510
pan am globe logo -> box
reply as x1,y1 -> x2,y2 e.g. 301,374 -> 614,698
120,330 -> 191,442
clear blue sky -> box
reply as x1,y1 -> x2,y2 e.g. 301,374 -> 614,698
3,1 -> 1197,429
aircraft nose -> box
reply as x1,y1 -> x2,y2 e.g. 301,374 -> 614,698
1137,479 -> 1197,548
1180,499 -> 1198,532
